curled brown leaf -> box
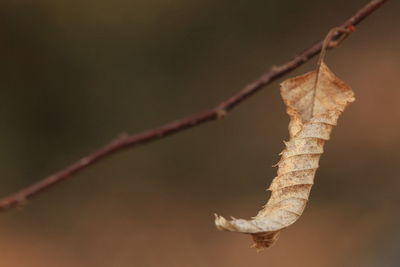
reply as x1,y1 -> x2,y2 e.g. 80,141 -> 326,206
215,61 -> 355,250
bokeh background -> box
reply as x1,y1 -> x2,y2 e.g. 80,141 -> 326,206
0,0 -> 399,266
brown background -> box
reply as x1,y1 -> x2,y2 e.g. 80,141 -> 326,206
0,0 -> 399,266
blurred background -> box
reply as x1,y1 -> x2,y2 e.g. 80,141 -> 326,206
0,0 -> 399,266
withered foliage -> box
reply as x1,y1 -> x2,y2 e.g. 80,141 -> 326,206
215,47 -> 355,249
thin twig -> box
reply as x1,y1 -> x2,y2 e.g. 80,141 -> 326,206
0,0 -> 388,211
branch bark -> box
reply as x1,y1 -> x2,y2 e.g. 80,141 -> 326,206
0,0 -> 388,211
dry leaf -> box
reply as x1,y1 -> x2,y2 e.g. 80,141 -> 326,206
215,61 -> 355,250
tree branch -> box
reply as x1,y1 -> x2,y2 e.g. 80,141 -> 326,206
0,0 -> 388,211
